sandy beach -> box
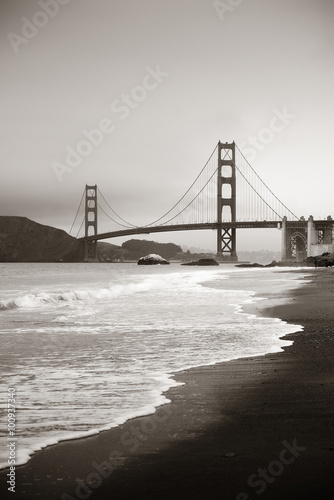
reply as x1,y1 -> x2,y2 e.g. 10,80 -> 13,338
2,268 -> 334,499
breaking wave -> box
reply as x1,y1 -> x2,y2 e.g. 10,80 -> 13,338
0,271 -> 217,311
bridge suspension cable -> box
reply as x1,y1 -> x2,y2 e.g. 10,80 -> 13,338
234,144 -> 299,221
75,216 -> 85,239
97,202 -> 134,229
69,187 -> 85,236
97,188 -> 137,228
143,144 -> 222,227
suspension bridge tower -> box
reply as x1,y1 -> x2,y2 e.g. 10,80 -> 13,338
84,184 -> 98,262
217,141 -> 238,261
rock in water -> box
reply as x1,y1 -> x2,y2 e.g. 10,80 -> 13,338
182,258 -> 219,266
137,254 -> 170,265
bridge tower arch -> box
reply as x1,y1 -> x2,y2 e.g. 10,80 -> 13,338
217,141 -> 238,261
281,217 -> 308,262
84,184 -> 98,262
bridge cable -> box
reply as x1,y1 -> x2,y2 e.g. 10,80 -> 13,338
235,144 -> 299,220
97,188 -> 137,228
144,144 -> 219,227
97,202 -> 134,229
75,216 -> 85,239
147,148 -> 230,226
233,160 -> 283,220
69,188 -> 85,235
162,168 -> 218,225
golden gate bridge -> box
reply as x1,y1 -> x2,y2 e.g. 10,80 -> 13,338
69,141 -> 334,262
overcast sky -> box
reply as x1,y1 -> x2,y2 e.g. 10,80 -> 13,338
1,0 -> 334,251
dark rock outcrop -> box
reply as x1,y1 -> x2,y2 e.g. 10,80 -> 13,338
237,259 -> 316,268
306,253 -> 334,267
137,254 -> 170,265
236,262 -> 264,268
182,258 -> 219,266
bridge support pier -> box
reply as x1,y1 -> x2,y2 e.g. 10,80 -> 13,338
307,216 -> 317,256
216,141 -> 238,262
84,185 -> 98,262
281,217 -> 287,261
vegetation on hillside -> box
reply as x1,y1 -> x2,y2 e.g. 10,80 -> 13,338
121,239 -> 182,260
102,240 -> 216,262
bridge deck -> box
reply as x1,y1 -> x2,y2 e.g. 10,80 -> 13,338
80,221 -> 284,242
79,219 -> 334,242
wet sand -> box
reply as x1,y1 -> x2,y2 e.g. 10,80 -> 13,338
2,268 -> 334,499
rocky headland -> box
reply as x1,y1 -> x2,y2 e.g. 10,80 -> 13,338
0,216 -> 85,262
0,216 -> 122,263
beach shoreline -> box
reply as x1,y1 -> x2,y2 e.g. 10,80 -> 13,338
2,268 -> 334,499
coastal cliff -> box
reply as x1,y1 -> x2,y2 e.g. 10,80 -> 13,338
0,216 -> 85,262
0,218 -> 183,263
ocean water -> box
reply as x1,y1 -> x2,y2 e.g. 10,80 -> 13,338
0,263 -> 306,469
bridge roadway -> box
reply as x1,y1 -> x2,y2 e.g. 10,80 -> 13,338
80,221 -> 287,242
80,219 -> 334,243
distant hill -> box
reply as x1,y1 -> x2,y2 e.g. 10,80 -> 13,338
0,216 -> 127,263
97,241 -> 126,262
0,216 -> 85,262
121,239 -> 182,260
3,217 -> 270,264
0,217 -> 184,263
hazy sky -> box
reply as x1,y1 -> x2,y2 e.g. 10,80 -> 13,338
1,0 -> 334,251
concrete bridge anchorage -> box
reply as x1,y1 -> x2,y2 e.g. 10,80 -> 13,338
281,215 -> 334,262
